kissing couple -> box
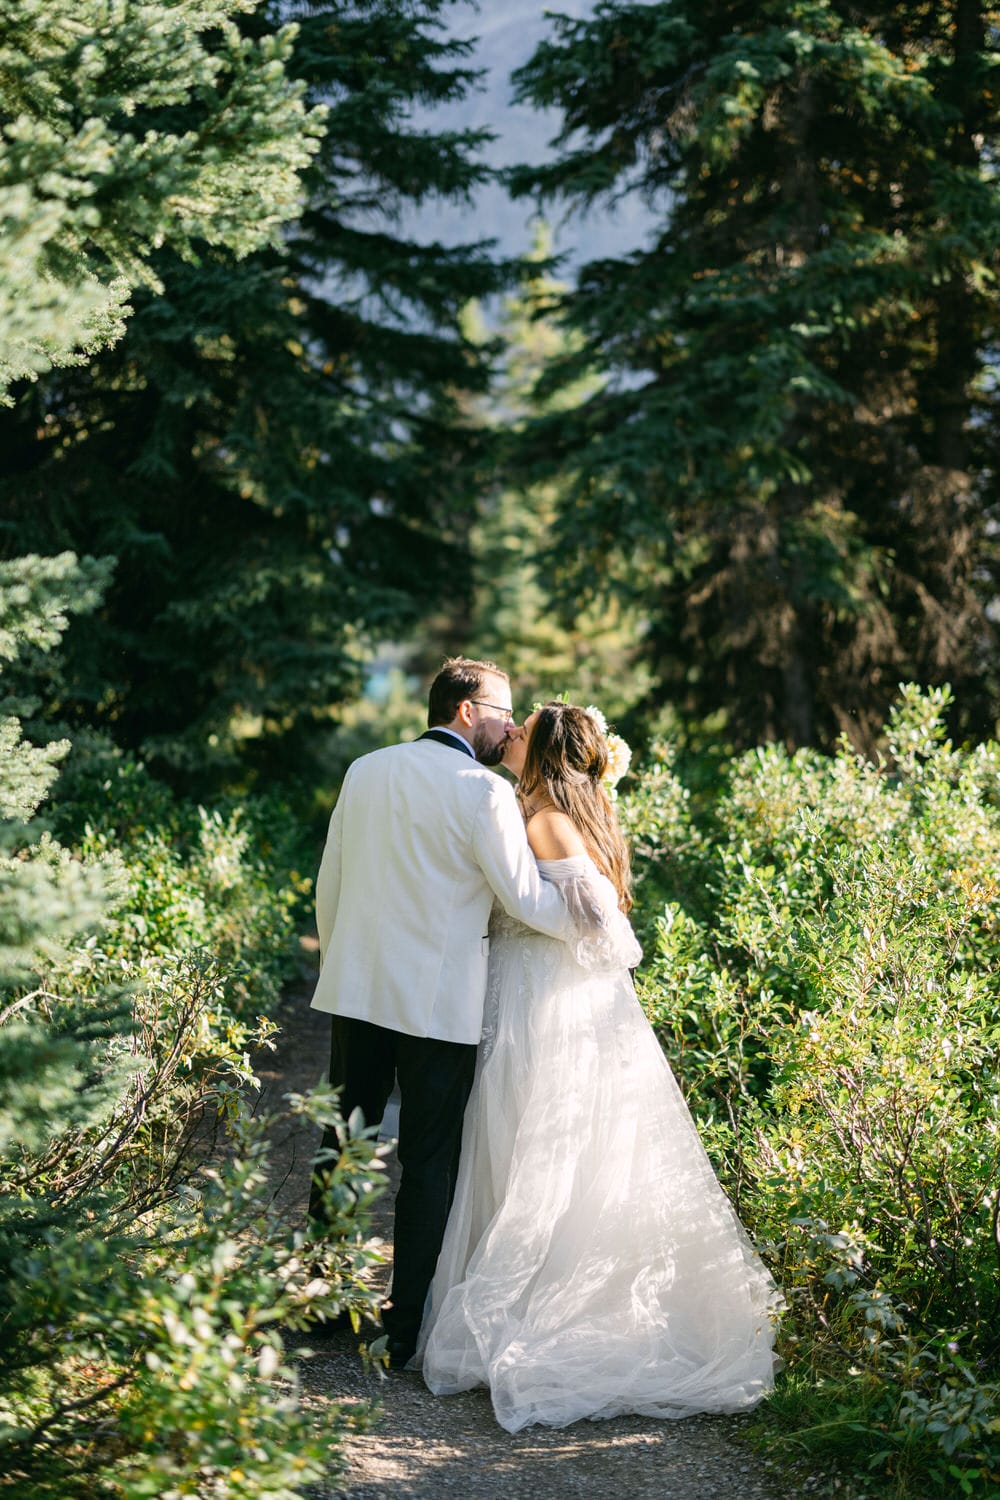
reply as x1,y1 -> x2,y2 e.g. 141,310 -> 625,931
308,656 -> 778,1434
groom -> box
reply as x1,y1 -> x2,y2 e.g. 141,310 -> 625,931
308,656 -> 572,1367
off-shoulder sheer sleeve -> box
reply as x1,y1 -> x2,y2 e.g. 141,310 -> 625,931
537,857 -> 642,972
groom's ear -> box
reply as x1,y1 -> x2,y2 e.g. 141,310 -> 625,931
456,699 -> 475,728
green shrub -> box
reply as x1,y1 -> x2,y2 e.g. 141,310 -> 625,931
625,685 -> 1000,1497
47,733 -> 315,1019
2,1086 -> 387,1499
0,556 -> 384,1498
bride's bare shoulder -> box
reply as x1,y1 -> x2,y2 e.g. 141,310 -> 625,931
526,806 -> 586,860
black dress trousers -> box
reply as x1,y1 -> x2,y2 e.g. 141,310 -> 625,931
308,1013 -> 477,1349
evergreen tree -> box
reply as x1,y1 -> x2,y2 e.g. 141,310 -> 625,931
0,555 -> 110,978
0,1 -> 508,784
462,233 -> 652,723
0,0 -> 322,397
509,0 -> 1000,750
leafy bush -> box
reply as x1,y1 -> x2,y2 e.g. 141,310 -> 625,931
624,685 -> 1000,1497
0,556 -> 384,1498
46,732 -> 315,1019
2,1085 -> 386,1500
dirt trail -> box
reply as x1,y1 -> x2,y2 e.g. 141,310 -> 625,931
256,964 -> 798,1500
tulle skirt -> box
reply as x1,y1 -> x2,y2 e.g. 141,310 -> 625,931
417,919 -> 780,1434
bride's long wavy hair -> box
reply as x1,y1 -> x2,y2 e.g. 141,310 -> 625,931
519,702 -> 632,912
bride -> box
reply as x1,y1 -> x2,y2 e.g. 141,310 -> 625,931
415,701 -> 780,1433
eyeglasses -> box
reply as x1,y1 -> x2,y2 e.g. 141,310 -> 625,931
469,699 -> 515,722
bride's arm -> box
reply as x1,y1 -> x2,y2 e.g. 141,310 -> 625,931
526,810 -> 642,971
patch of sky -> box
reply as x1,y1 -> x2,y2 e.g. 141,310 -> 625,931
400,0 -> 658,271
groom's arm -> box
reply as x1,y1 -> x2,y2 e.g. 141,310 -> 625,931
471,778 -> 574,941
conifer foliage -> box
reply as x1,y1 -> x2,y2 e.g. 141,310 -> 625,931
0,1 -> 506,781
510,0 -> 1000,750
0,0 -> 324,398
459,237 -> 652,721
0,10 -> 397,1489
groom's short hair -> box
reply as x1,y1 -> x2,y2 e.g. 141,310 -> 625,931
428,656 -> 507,727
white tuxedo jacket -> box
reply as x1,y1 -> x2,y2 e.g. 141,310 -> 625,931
310,734 -> 573,1044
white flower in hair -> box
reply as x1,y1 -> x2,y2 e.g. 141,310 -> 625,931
582,703 -> 631,793
604,733 -> 632,792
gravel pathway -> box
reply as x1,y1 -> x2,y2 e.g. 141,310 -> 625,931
256,958 -> 799,1500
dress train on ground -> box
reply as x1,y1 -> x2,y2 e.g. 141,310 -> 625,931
417,857 -> 780,1434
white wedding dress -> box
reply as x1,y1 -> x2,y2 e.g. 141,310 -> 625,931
417,856 -> 780,1433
